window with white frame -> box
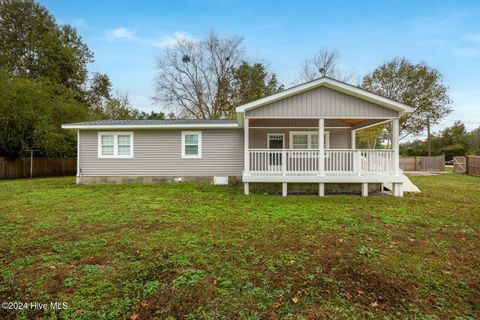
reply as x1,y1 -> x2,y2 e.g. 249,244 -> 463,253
289,131 -> 329,149
182,131 -> 202,158
98,132 -> 134,158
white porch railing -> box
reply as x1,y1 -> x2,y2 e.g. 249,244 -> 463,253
248,149 -> 395,175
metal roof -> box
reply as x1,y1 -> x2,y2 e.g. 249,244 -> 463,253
62,119 -> 239,129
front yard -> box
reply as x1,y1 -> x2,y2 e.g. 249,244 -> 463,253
0,174 -> 479,319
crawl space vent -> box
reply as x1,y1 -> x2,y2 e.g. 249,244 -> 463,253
213,176 -> 228,185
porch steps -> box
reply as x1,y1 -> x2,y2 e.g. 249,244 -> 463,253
384,175 -> 420,193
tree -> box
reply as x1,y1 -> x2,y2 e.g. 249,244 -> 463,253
299,48 -> 353,82
362,57 -> 452,140
101,94 -> 140,120
0,69 -> 86,158
399,121 -> 478,159
137,111 -> 165,120
154,31 -> 244,119
356,125 -> 386,149
0,0 -> 93,92
84,73 -> 113,117
225,61 -> 283,117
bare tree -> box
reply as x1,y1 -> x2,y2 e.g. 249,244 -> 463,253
299,48 -> 353,82
154,31 -> 244,119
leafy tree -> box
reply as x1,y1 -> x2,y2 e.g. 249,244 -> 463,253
467,127 -> 480,155
0,69 -> 86,158
400,121 -> 479,160
0,0 -> 93,92
101,94 -> 146,120
83,72 -> 112,116
224,61 -> 283,117
362,57 -> 452,140
356,125 -> 386,149
137,111 -> 165,120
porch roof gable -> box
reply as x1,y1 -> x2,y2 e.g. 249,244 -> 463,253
235,77 -> 415,117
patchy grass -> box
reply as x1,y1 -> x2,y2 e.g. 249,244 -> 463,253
0,174 -> 479,319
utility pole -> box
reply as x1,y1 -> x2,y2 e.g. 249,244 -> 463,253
427,117 -> 431,157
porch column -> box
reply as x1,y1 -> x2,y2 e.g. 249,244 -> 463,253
352,129 -> 361,175
351,130 -> 356,149
244,118 -> 249,175
318,118 -> 325,176
392,118 -> 400,176
244,118 -> 249,195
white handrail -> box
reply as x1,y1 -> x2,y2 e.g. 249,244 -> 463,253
247,149 -> 395,175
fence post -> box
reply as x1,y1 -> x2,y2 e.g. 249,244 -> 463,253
282,149 -> 286,176
30,150 -> 33,178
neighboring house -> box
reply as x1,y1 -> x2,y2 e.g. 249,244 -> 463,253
62,77 -> 414,197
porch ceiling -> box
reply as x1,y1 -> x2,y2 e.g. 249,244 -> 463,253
249,118 -> 390,130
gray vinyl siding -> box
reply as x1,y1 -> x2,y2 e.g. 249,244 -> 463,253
250,119 -> 350,128
249,128 -> 351,149
246,87 -> 398,118
79,129 -> 243,176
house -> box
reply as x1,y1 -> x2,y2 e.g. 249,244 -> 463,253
62,77 -> 414,197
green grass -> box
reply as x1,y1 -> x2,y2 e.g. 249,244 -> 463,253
0,174 -> 479,319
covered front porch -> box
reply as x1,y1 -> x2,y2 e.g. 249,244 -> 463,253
242,117 -> 404,197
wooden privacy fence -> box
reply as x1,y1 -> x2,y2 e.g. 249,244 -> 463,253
453,156 -> 467,173
0,157 -> 76,179
466,156 -> 480,176
399,155 -> 445,171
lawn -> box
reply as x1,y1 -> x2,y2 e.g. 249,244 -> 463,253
0,174 -> 479,320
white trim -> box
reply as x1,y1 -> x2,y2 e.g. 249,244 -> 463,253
250,126 -> 350,129
351,130 -> 356,149
352,119 -> 392,131
288,131 -> 330,149
392,119 -> 400,176
267,133 -> 285,149
235,77 -> 414,114
243,174 -> 406,184
77,130 -> 80,179
62,123 -> 238,130
244,119 -> 249,174
319,119 -> 325,177
97,132 -> 134,159
181,131 -> 202,159
246,116 -> 397,119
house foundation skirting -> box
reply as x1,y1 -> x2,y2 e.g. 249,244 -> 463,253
77,176 -> 242,185
249,182 -> 382,195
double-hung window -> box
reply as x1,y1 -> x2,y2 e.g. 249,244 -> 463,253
181,131 -> 202,158
98,132 -> 134,158
290,131 -> 329,149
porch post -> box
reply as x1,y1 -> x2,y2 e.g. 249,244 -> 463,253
392,118 -> 400,176
244,118 -> 249,175
318,118 -> 325,176
351,130 -> 356,149
244,118 -> 249,195
352,129 -> 361,176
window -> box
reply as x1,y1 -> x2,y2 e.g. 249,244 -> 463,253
289,132 -> 330,149
182,131 -> 202,158
268,134 -> 284,149
98,132 -> 134,158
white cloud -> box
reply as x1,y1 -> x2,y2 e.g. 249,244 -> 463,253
110,27 -> 135,39
151,31 -> 195,48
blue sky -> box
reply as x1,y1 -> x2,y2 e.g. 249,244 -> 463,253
40,0 -> 480,134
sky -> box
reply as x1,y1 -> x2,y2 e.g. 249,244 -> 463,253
40,0 -> 480,135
